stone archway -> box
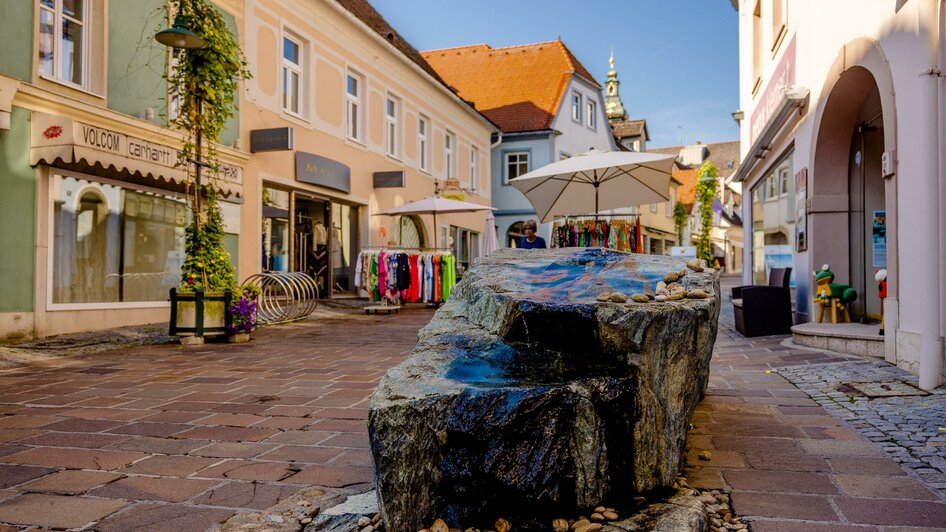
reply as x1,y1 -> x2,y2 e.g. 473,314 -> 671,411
809,38 -> 898,320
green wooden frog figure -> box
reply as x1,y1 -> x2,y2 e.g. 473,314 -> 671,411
813,264 -> 857,323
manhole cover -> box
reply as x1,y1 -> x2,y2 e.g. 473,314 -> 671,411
845,381 -> 928,398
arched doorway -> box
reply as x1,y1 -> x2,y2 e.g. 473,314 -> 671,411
507,220 -> 525,248
812,65 -> 889,322
397,215 -> 425,248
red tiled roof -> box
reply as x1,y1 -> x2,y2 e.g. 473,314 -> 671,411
421,40 -> 600,133
611,119 -> 647,139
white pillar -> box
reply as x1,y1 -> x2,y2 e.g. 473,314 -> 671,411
921,0 -> 944,390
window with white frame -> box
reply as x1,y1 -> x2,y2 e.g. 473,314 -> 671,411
418,115 -> 429,172
445,132 -> 455,178
651,203 -> 658,212
571,91 -> 583,122
282,35 -> 303,116
586,99 -> 597,129
505,151 -> 529,183
752,0 -> 762,95
39,0 -> 88,87
469,146 -> 479,191
346,73 -> 362,141
385,96 -> 398,158
50,172 -> 187,305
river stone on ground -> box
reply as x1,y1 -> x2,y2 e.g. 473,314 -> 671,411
369,248 -> 720,531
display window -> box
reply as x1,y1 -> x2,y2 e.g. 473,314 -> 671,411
750,154 -> 795,286
50,172 -> 186,308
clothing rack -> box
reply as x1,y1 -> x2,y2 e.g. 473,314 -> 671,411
360,246 -> 452,252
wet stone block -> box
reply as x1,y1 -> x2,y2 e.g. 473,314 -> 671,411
369,248 -> 720,530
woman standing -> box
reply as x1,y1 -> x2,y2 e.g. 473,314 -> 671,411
517,220 -> 547,249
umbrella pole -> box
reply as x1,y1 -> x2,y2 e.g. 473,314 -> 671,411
594,183 -> 600,224
433,212 -> 438,249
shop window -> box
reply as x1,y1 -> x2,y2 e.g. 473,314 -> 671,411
282,34 -> 304,117
750,156 -> 795,285
346,72 -> 362,142
385,96 -> 399,158
39,0 -> 88,87
504,151 -> 529,184
451,226 -> 480,274
261,186 -> 290,272
418,115 -> 429,172
51,174 -> 186,305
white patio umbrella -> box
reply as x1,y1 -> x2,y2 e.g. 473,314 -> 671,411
508,151 -> 675,223
374,196 -> 495,249
482,210 -> 499,255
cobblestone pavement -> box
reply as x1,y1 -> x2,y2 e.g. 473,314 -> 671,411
778,360 -> 946,498
684,275 -> 946,531
0,308 -> 433,531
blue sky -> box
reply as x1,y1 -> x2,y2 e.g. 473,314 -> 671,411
370,0 -> 740,148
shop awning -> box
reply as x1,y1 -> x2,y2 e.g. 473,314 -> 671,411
731,86 -> 809,183
30,111 -> 242,197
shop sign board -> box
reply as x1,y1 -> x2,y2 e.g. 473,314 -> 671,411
30,112 -> 243,188
295,151 -> 351,193
250,127 -> 294,152
373,171 -> 405,188
795,167 -> 808,252
872,211 -> 886,268
750,35 -> 796,147
670,246 -> 697,259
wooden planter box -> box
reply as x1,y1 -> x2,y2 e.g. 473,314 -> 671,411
169,288 -> 232,340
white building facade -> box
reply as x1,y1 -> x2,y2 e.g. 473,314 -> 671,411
731,0 -> 946,388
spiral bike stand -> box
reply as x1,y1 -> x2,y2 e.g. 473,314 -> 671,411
241,272 -> 320,325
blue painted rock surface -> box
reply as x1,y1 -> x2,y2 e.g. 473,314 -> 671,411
368,248 -> 719,531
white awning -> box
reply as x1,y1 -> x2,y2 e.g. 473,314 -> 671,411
30,111 -> 242,197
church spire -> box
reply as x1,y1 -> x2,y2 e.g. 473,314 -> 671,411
605,47 -> 627,122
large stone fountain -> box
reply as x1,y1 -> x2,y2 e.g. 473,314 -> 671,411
368,248 -> 719,530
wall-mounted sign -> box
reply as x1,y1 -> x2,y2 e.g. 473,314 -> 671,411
295,151 -> 351,193
373,171 -> 405,188
250,127 -> 294,152
795,167 -> 808,252
750,35 -> 796,147
872,210 -> 887,268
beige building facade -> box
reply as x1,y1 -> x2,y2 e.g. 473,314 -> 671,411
240,0 -> 496,295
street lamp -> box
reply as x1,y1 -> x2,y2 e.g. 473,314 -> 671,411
155,6 -> 207,214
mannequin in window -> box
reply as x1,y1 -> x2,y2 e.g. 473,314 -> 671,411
517,219 -> 547,249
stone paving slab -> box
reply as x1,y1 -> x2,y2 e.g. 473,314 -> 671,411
0,309 -> 433,530
684,276 -> 946,531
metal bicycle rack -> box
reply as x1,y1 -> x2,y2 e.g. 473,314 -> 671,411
242,272 -> 320,325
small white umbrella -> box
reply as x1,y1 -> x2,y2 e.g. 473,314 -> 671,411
374,196 -> 495,249
482,210 -> 499,255
508,151 -> 675,223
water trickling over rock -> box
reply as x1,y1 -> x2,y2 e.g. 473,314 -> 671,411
368,248 -> 719,531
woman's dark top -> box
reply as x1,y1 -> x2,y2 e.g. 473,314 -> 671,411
517,236 -> 547,249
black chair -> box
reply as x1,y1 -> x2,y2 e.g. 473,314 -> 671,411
732,267 -> 793,337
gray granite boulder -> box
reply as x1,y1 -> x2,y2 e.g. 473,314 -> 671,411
369,248 -> 719,531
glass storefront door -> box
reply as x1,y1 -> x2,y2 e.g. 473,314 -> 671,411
330,202 -> 359,293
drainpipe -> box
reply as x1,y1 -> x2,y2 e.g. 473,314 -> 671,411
922,0 -> 945,390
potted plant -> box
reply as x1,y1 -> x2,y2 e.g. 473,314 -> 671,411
159,0 -> 250,344
226,284 -> 260,343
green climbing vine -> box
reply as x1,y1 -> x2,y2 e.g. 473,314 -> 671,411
694,162 -> 719,263
163,0 -> 251,291
672,202 -> 688,246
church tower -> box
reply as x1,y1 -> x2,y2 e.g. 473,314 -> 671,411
605,48 -> 627,122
